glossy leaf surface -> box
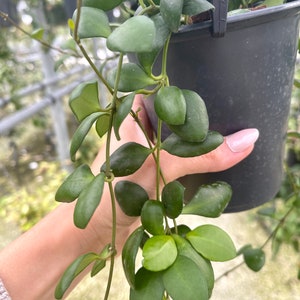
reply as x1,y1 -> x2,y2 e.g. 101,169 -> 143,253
74,172 -> 105,229
69,81 -> 101,122
115,181 -> 149,216
186,225 -> 236,261
162,255 -> 208,300
160,0 -> 184,32
161,181 -> 184,219
182,181 -> 232,217
168,89 -> 209,142
154,86 -> 186,125
243,247 -> 266,272
161,131 -> 223,157
107,16 -> 156,53
101,142 -> 152,177
122,226 -> 145,288
107,63 -> 157,92
72,7 -> 111,39
55,164 -> 94,203
142,235 -> 177,271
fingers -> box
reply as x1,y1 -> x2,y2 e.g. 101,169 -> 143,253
161,129 -> 259,182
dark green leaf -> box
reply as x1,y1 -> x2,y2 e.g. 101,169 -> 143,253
142,235 -> 177,271
95,113 -> 110,138
72,7 -> 111,39
161,131 -> 223,157
122,226 -> 145,288
69,81 -> 101,122
141,200 -> 165,235
182,181 -> 232,217
186,224 -> 236,261
115,181 -> 149,216
70,112 -> 103,161
243,247 -> 265,272
82,0 -> 124,11
91,259 -> 106,277
107,63 -> 157,92
160,0 -> 184,32
162,181 -> 184,219
130,267 -> 164,300
55,164 -> 94,203
101,142 -> 152,177
114,93 -> 135,140
107,16 -> 156,53
162,255 -> 208,300
154,86 -> 186,125
183,0 -> 215,16
74,172 -> 105,229
55,252 -> 99,299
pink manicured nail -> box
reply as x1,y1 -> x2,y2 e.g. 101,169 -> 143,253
226,128 -> 259,153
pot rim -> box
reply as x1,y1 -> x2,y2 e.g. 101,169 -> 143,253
173,0 -> 300,41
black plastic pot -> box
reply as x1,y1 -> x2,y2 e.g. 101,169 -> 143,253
143,1 -> 300,212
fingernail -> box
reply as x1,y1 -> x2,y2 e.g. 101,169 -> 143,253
226,128 -> 259,153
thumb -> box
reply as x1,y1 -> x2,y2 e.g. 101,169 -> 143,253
161,128 -> 260,182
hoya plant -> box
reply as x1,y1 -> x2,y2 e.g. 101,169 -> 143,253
53,1 -> 265,299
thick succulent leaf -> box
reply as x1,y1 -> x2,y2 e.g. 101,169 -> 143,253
70,112 -> 103,161
107,16 -> 156,53
107,63 -> 157,92
55,252 -> 99,299
55,164 -> 94,203
242,247 -> 266,272
130,267 -> 164,300
154,86 -> 186,125
82,0 -> 124,11
72,7 -> 111,39
161,131 -> 223,157
182,181 -> 232,217
162,255 -> 209,300
74,172 -> 105,229
186,225 -> 236,261
122,226 -> 145,288
142,235 -> 177,272
115,181 -> 149,216
161,181 -> 184,219
95,113 -> 110,138
114,93 -> 135,140
101,142 -> 152,177
160,0 -> 184,32
183,0 -> 215,16
69,81 -> 101,122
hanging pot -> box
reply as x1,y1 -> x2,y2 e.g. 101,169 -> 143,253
141,0 -> 300,212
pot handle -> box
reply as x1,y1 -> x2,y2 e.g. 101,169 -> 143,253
211,0 -> 228,37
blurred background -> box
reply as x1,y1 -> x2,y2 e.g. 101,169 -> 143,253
0,1 -> 299,299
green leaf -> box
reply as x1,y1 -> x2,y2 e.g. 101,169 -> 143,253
55,252 -> 99,299
69,81 -> 101,122
142,235 -> 177,271
130,268 -> 164,300
161,131 -> 223,157
186,225 -> 236,261
91,259 -> 106,277
168,89 -> 209,142
162,181 -> 184,219
243,247 -> 265,272
107,63 -> 157,92
107,16 -> 156,53
82,0 -> 124,11
160,0 -> 184,32
141,200 -> 165,235
256,206 -> 276,217
55,164 -> 95,203
114,93 -> 135,140
31,28 -> 44,41
72,7 -> 111,39
172,234 -> 214,297
115,181 -> 149,216
74,172 -> 105,229
101,142 -> 152,177
122,226 -> 145,288
70,112 -> 103,161
154,86 -> 186,125
182,0 -> 215,16
95,113 -> 110,138
182,181 -> 232,217
262,0 -> 285,7
162,255 -> 208,300
60,38 -> 77,52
